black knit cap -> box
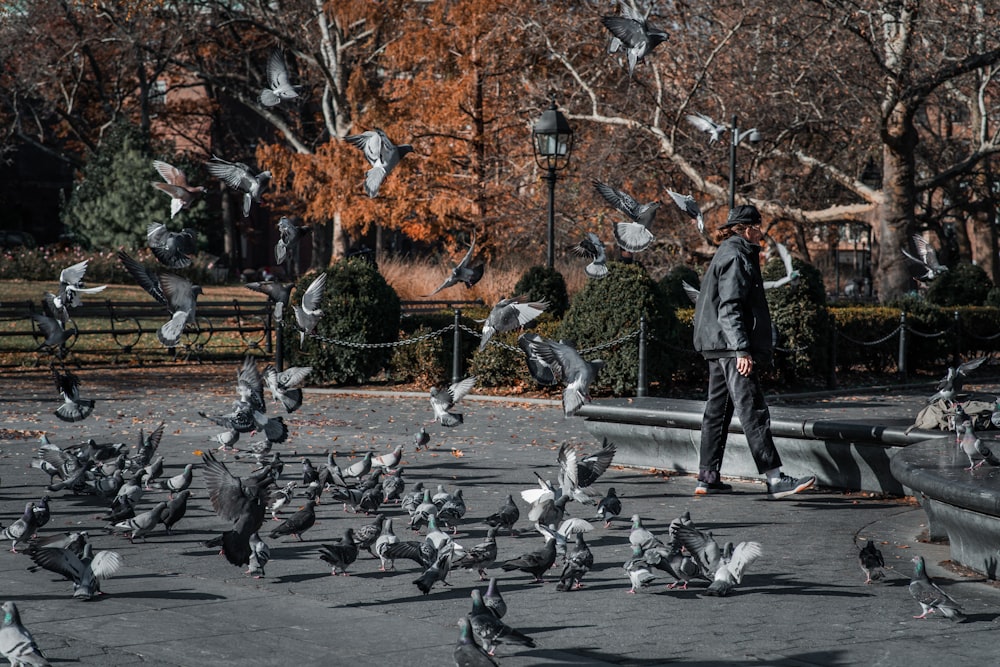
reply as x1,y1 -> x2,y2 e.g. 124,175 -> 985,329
720,204 -> 761,229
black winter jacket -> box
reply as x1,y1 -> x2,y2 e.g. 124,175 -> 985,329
692,234 -> 773,362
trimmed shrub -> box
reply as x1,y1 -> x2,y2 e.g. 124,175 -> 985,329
389,325 -> 448,386
925,261 -> 993,306
282,257 -> 401,384
513,265 -> 569,318
763,255 -> 831,386
658,265 -> 701,310
558,261 -> 679,395
471,317 -> 561,389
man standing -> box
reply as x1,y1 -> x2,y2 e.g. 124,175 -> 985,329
692,204 -> 816,499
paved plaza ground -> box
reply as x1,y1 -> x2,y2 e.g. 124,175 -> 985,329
1,364 -> 999,666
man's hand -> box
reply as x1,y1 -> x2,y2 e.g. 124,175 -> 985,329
736,355 -> 754,377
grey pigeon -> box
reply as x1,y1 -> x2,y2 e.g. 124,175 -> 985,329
146,222 -> 197,269
527,336 -> 604,417
110,500 -> 167,543
413,427 -> 430,451
667,190 -> 705,234
268,500 -> 317,541
275,216 -> 310,267
374,516 -> 399,571
479,296 -> 548,351
672,522 -> 724,582
319,528 -> 359,575
28,543 -> 123,600
382,467 -> 406,503
199,356 -> 288,443
467,588 -> 536,656
484,494 -> 520,536
500,535 -> 556,583
156,464 -> 194,495
593,180 -> 661,252
263,364 -> 311,413
31,313 -> 75,358
454,617 -> 498,667
556,532 -> 594,592
426,232 -> 485,296
200,451 -> 268,567
909,555 -> 965,621
559,439 -> 616,496
0,601 -> 50,666
958,420 -> 1000,470
247,532 -> 270,578
343,452 -> 374,480
206,155 -> 271,217
518,332 -> 562,386
372,445 -> 404,471
51,368 -> 94,423
928,357 -> 988,405
245,280 -> 294,323
453,527 -> 499,580
902,234 -> 949,282
482,577 -> 506,619
858,539 -> 885,585
268,481 -> 296,520
383,535 -> 438,569
596,487 -> 622,527
624,545 -> 658,593
437,489 -> 468,533
345,128 -> 414,198
30,497 -> 51,531
414,544 -> 454,595
2,503 -> 37,552
142,456 -> 165,489
600,3 -> 669,76
259,49 -> 300,107
568,232 -> 608,279
117,250 -> 202,347
132,423 -> 164,469
292,273 -> 327,348
685,112 -> 727,144
151,160 -> 205,219
628,514 -> 664,552
703,540 -> 763,597
430,376 -> 477,427
351,513 -> 386,556
160,489 -> 191,534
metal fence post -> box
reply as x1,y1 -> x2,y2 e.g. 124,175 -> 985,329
897,311 -> 908,378
452,308 -> 462,385
274,320 -> 283,373
637,314 -> 647,397
953,309 -> 961,368
828,323 -> 838,389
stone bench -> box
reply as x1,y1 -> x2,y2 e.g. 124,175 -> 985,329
890,436 -> 1000,579
576,396 -> 942,495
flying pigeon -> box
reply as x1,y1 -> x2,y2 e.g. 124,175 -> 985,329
430,376 -> 477,427
685,112 -> 727,144
902,234 -> 948,283
206,155 -> 271,217
928,357 -> 988,405
667,190 -> 705,234
275,216 -> 310,266
426,232 -> 485,296
31,313 -> 75,359
51,368 -> 95,423
263,364 -> 311,413
484,494 -> 520,536
259,49 -> 300,107
117,250 -> 202,347
568,232 -> 609,279
292,272 -> 327,348
245,280 -> 293,323
858,539 -> 886,585
146,222 -> 197,269
45,259 -> 107,322
467,589 -> 536,656
593,180 -> 660,253
596,487 -> 622,527
200,451 -> 270,566
28,543 -> 123,600
763,241 -> 799,290
479,296 -> 548,351
344,128 -> 414,198
909,556 -> 965,621
559,439 -> 616,495
151,159 -> 205,219
600,3 -> 669,76
0,601 -> 51,667
518,332 -> 562,386
703,540 -> 763,596
958,420 -> 1000,471
454,617 -> 498,667
526,336 -> 604,417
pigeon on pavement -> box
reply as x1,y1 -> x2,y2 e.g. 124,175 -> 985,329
151,160 -> 205,219
600,3 -> 669,76
319,528 -> 359,575
414,543 -> 454,595
156,464 -> 194,496
200,451 -> 269,566
345,129 -> 414,198
206,155 -> 271,217
259,49 -> 300,107
0,601 -> 51,667
858,539 -> 886,585
160,489 -> 190,534
374,517 -> 400,571
556,532 -> 594,591
110,500 -> 167,543
454,617 -> 498,667
624,545 -> 658,593
453,527 -> 499,580
479,297 -> 548,351
426,232 -> 485,296
247,532 -> 270,578
430,376 -> 477,427
467,588 -> 536,656
482,577 -> 506,619
909,556 -> 965,621
268,500 -> 317,541
485,494 -> 520,536
28,543 -> 122,600
703,540 -> 763,597
2,503 -> 37,552
500,535 -> 556,583
597,487 -> 622,527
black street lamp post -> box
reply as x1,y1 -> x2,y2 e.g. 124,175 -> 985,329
532,102 -> 574,268
728,114 -> 761,209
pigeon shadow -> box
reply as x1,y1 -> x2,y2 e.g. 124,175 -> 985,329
520,647 -> 676,666
111,589 -> 228,601
750,573 -> 876,597
273,571 -> 330,584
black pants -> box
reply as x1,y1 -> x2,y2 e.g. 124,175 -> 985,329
699,357 -> 782,480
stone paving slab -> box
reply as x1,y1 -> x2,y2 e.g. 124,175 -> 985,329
0,366 -> 999,666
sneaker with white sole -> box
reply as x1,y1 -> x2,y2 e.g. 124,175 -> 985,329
766,473 -> 816,500
694,480 -> 733,495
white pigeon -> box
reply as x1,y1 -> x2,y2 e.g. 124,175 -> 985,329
666,190 -> 705,234
344,129 -> 414,198
703,541 -> 763,597
429,376 -> 477,427
901,234 -> 948,282
624,546 -> 658,593
259,50 -> 299,107
763,242 -> 799,290
292,273 -> 327,348
685,112 -> 727,144
568,232 -> 608,279
479,296 -> 548,351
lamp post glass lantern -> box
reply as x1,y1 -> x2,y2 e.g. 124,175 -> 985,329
532,102 -> 574,268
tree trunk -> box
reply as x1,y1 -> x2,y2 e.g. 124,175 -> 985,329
876,106 -> 919,301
